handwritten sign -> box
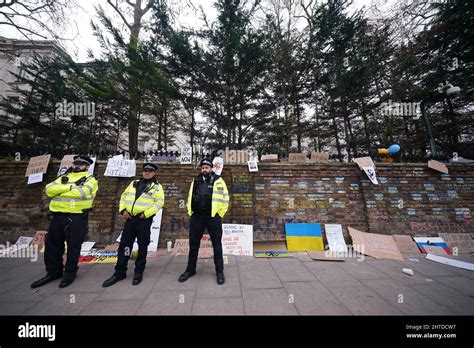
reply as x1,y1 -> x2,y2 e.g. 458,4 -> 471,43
288,153 -> 307,163
324,224 -> 348,253
222,224 -> 253,256
438,233 -> 474,254
25,154 -> 51,177
180,146 -> 192,164
260,154 -> 278,162
104,158 -> 136,177
171,236 -> 214,258
311,152 -> 329,163
348,227 -> 404,261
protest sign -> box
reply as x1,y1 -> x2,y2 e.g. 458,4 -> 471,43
25,154 -> 51,177
324,224 -> 348,253
348,227 -> 404,261
104,158 -> 136,177
180,146 -> 192,164
222,224 -> 253,256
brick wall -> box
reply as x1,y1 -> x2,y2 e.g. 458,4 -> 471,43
0,161 -> 472,246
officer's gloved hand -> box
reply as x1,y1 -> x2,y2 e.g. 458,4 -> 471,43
61,176 -> 68,184
75,176 -> 87,186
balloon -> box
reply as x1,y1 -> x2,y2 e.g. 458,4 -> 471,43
377,148 -> 389,155
388,144 -> 400,154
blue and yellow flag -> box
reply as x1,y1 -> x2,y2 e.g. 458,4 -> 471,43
285,223 -> 324,252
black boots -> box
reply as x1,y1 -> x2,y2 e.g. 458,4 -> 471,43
132,272 -> 143,285
102,273 -> 126,287
178,270 -> 225,285
31,274 -> 63,289
178,271 -> 196,282
216,272 -> 225,285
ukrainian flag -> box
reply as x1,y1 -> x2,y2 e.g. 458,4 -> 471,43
285,223 -> 324,252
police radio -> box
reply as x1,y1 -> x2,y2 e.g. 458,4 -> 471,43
60,167 -> 73,184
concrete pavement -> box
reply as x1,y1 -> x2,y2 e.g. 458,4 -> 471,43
0,252 -> 473,315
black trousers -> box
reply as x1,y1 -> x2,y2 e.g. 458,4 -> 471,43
115,216 -> 153,275
186,213 -> 224,273
44,212 -> 88,277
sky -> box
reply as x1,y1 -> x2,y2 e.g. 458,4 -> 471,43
1,0 -> 391,63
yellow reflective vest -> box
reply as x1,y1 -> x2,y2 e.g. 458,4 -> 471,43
119,180 -> 165,218
45,171 -> 98,214
186,176 -> 229,218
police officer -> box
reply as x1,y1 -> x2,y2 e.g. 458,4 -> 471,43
179,158 -> 230,285
103,162 -> 165,287
31,155 -> 98,289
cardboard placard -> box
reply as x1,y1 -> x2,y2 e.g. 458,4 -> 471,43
310,152 -> 329,163
353,156 -> 375,168
353,157 -> 378,184
25,154 -> 51,177
57,155 -> 75,176
253,241 -> 291,258
260,154 -> 278,162
428,160 -> 448,174
222,224 -> 253,256
392,234 -> 421,256
324,224 -> 348,253
437,233 -> 474,254
348,227 -> 404,261
171,236 -> 214,258
104,243 -> 119,252
307,250 -> 345,261
288,153 -> 307,163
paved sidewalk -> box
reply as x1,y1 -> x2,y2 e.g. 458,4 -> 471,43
0,253 -> 473,315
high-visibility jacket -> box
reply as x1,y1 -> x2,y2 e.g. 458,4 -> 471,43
186,175 -> 229,218
119,179 -> 165,218
45,171 -> 98,214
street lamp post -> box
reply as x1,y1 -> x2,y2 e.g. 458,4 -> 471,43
420,83 -> 461,159
420,101 -> 437,158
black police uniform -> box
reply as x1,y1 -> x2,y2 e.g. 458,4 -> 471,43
186,173 -> 224,274
115,178 -> 156,276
